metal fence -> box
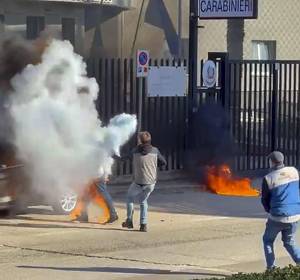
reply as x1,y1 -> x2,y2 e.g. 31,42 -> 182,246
229,60 -> 300,171
86,58 -> 188,175
86,56 -> 300,175
195,57 -> 300,171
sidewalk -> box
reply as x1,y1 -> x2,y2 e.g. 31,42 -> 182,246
1,177 -> 298,279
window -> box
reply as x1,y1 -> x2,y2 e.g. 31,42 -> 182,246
0,15 -> 4,33
26,16 -> 45,40
252,40 -> 276,60
62,18 -> 75,47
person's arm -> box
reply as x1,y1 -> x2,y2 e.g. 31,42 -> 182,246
113,148 -> 134,162
157,149 -> 167,167
261,177 -> 271,213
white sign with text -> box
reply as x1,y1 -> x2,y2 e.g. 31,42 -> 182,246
198,0 -> 257,19
147,66 -> 187,97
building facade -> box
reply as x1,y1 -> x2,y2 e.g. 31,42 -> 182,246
0,0 -> 134,57
95,0 -> 300,61
199,0 -> 300,60
1,1 -> 300,61
0,0 -> 188,59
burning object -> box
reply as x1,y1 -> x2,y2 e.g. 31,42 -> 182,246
206,165 -> 259,197
0,36 -> 136,219
70,180 -> 110,224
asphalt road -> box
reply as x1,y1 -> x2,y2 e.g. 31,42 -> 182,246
0,180 -> 298,280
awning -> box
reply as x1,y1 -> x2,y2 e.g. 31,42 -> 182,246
28,0 -> 134,9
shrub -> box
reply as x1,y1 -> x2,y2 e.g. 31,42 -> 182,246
198,265 -> 300,280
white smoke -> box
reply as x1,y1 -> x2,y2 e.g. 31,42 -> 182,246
8,40 -> 136,196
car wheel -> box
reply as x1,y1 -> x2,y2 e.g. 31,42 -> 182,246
53,192 -> 78,214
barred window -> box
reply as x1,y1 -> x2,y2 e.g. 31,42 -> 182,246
26,16 -> 45,40
252,40 -> 276,60
0,15 -> 4,33
62,18 -> 75,47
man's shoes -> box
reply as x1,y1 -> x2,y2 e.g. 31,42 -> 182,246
106,215 -> 119,224
122,219 -> 133,229
139,224 -> 147,232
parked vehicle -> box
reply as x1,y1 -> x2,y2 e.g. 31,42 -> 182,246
0,164 -> 78,215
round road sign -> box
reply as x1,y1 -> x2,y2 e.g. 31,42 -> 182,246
138,51 -> 149,66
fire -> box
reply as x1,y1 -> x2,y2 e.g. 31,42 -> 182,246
70,180 -> 110,224
206,165 -> 259,197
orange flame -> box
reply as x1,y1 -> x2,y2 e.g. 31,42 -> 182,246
206,165 -> 259,197
70,180 -> 110,224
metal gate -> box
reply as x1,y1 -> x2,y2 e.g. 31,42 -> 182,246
87,55 -> 300,175
197,56 -> 300,171
229,60 -> 300,170
87,58 -> 188,176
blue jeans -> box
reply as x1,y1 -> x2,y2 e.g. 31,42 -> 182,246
96,181 -> 118,218
126,183 -> 155,225
263,219 -> 300,269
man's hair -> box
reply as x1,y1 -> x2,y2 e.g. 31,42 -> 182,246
138,131 -> 151,144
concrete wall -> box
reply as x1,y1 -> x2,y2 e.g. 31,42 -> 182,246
198,0 -> 300,60
198,20 -> 228,59
243,0 -> 300,60
84,5 -> 122,58
85,0 -> 189,59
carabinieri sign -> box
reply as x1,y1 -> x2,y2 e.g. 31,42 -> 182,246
198,0 -> 258,19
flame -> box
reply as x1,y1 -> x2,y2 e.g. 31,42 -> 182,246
70,180 -> 110,224
206,165 -> 259,197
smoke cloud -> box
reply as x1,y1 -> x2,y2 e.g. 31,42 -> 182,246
7,39 -> 136,197
0,34 -> 47,148
185,101 -> 236,180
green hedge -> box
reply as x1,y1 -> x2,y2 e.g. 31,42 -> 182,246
200,265 -> 300,280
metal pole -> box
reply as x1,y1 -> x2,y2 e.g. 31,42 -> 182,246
178,0 -> 182,58
188,0 -> 198,149
137,77 -> 143,134
271,63 -> 279,151
188,0 -> 198,103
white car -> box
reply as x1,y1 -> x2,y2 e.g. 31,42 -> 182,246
0,164 -> 78,215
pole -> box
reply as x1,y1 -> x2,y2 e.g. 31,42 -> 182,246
188,0 -> 198,148
136,50 -> 149,137
271,63 -> 278,151
137,77 -> 143,134
178,0 -> 182,58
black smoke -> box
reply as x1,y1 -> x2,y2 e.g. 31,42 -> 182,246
185,101 -> 236,181
0,34 -> 47,164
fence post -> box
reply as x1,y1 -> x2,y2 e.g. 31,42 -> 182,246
187,0 -> 199,150
271,62 -> 279,151
222,54 -> 230,112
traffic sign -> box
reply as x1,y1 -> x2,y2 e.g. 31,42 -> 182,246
137,50 -> 149,77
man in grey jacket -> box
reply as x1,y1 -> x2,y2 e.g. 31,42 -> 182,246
122,131 -> 166,232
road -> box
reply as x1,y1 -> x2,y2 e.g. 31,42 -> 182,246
0,180 -> 298,280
